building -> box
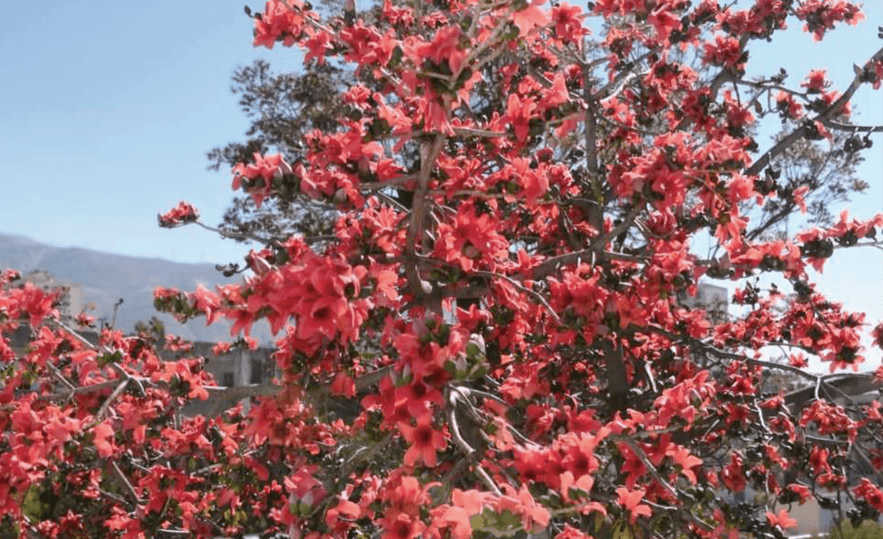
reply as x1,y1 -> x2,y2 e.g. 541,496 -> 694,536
21,269 -> 87,324
679,282 -> 729,322
183,341 -> 276,416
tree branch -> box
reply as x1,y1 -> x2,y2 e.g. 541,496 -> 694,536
404,135 -> 446,309
746,45 -> 883,177
448,387 -> 502,496
111,461 -> 142,505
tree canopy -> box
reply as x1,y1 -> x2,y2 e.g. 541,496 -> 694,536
2,1 -> 883,538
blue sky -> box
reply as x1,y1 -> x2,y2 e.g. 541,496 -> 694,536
0,1 -> 880,333
0,0 -> 297,264
735,5 -> 883,364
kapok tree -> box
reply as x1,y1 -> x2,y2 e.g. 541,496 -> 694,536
3,0 -> 883,538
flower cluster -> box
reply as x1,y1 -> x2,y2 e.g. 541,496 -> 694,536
232,152 -> 293,207
157,201 -> 200,228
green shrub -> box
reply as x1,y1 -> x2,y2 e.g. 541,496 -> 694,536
832,520 -> 883,539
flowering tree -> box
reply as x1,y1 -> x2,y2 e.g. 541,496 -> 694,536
210,2 -> 873,247
3,1 -> 883,538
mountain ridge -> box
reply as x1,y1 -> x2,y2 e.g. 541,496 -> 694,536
0,232 -> 270,343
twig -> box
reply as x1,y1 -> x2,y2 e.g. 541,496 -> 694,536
39,378 -> 121,402
87,378 -> 129,428
819,119 -> 883,133
193,220 -> 284,249
461,388 -> 539,448
111,461 -> 141,505
452,126 -> 506,138
529,247 -> 643,280
746,45 -> 883,177
53,319 -> 103,351
97,488 -> 130,505
618,438 -> 715,533
620,438 -> 683,501
359,174 -> 417,192
448,393 -> 477,458
447,388 -> 503,495
475,466 -> 503,497
645,324 -> 821,383
529,206 -> 644,279
472,271 -> 561,325
455,13 -> 512,83
48,363 -> 76,392
592,49 -> 657,100
21,516 -> 51,539
204,365 -> 394,404
754,402 -> 768,433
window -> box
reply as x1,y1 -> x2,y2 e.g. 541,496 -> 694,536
222,372 -> 235,387
249,360 -> 263,385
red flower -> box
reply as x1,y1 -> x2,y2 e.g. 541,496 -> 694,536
231,153 -> 293,207
415,26 -> 466,75
12,283 -> 59,327
668,445 -> 703,484
775,91 -> 804,119
720,453 -> 747,492
93,419 -> 117,458
434,489 -> 489,539
855,478 -> 883,512
157,201 -> 199,228
395,379 -> 443,418
766,509 -> 797,530
252,0 -> 308,49
504,93 -> 538,143
788,353 -> 808,368
496,484 -> 551,530
786,483 -> 812,503
801,69 -> 830,93
873,323 -> 883,349
615,487 -> 652,523
703,35 -> 745,70
795,0 -> 864,41
561,432 -> 602,488
550,3 -> 587,44
808,446 -> 831,474
511,0 -> 551,36
381,513 -> 424,539
398,414 -> 446,467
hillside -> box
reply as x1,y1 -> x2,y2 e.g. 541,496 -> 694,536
0,232 -> 270,343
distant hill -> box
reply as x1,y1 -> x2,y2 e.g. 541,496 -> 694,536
0,232 -> 270,343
